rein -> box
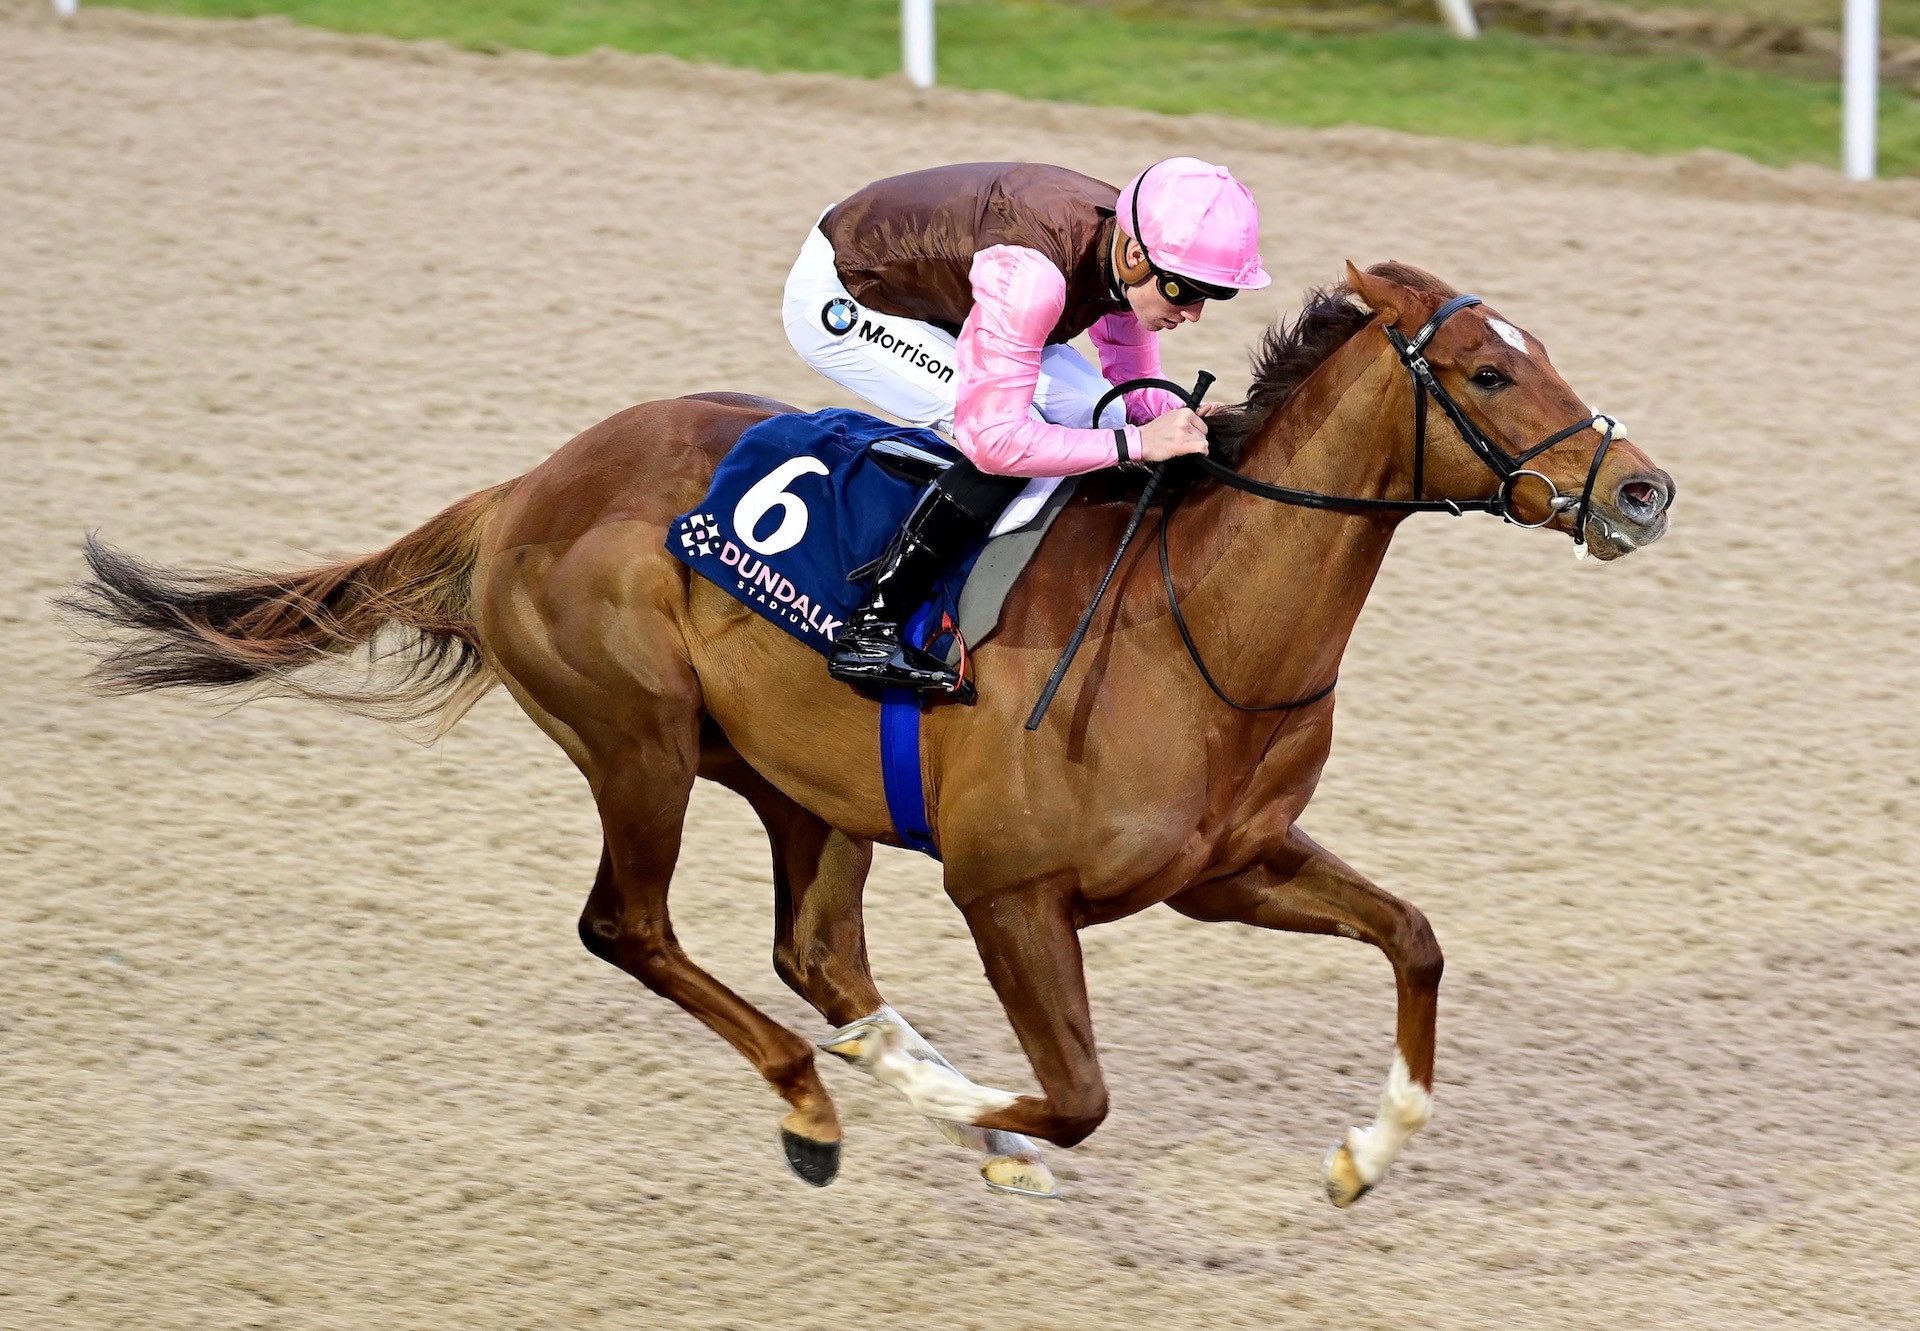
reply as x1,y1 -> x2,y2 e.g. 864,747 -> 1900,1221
1023,372 -> 1211,731
1024,295 -> 1620,729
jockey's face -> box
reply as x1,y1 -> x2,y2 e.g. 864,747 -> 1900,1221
1119,238 -> 1209,333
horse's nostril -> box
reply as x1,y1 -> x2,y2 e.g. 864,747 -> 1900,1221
1617,478 -> 1666,523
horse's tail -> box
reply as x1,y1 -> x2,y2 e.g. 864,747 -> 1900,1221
64,482 -> 515,737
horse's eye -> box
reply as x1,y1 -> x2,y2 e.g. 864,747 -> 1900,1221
1470,367 -> 1509,390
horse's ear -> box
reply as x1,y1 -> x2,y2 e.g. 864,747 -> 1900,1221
1345,261 -> 1416,329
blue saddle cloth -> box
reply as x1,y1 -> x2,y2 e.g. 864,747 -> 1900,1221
666,408 -> 981,656
667,408 -> 989,860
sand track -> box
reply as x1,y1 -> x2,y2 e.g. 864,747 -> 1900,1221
4,8 -> 1918,1329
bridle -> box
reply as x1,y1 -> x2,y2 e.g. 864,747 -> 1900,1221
1197,294 -> 1620,540
1026,296 -> 1622,728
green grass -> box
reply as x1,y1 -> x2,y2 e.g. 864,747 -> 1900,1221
99,0 -> 1920,176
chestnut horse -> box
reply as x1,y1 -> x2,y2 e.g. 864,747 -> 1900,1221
69,262 -> 1673,1206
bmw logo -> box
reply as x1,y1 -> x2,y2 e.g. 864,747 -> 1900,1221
821,297 -> 858,336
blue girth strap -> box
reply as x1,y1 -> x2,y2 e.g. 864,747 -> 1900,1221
878,605 -> 941,859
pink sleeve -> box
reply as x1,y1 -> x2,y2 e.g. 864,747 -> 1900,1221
1090,312 -> 1187,425
954,245 -> 1141,478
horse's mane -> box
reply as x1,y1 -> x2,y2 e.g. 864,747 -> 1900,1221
1208,263 -> 1456,465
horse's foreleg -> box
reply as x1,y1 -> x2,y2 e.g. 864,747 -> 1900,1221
580,737 -> 843,1187
824,885 -> 1108,1151
1168,827 -> 1442,1208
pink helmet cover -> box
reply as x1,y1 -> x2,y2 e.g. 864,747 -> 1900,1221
1116,157 -> 1272,291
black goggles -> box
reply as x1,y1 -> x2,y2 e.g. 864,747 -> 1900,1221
1152,268 -> 1237,307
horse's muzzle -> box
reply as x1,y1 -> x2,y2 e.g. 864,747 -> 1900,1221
1582,467 -> 1675,559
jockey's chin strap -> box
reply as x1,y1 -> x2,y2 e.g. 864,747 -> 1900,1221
1025,300 -> 1620,729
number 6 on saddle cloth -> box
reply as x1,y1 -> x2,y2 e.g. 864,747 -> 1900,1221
666,407 -> 1050,690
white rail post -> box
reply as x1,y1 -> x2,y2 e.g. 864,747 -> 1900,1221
1845,0 -> 1880,180
902,0 -> 935,90
52,0 -> 79,15
1437,0 -> 1480,38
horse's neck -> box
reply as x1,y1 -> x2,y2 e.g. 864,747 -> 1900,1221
1169,339 -> 1412,710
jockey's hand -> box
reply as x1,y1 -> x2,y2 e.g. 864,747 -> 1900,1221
1137,407 -> 1210,463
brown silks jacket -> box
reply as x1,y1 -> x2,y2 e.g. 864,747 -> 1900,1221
818,161 -> 1126,344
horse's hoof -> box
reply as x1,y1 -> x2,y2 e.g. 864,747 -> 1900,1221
981,1154 -> 1059,1199
1322,1140 -> 1373,1209
781,1128 -> 842,1187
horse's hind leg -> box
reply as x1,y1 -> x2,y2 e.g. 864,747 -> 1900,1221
579,731 -> 843,1187
716,760 -> 1054,1197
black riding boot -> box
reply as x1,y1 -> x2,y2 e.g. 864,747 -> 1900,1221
828,483 -> 988,702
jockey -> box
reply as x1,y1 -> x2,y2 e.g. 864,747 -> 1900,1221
782,158 -> 1271,700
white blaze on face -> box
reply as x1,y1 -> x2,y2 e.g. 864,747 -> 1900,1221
1488,318 -> 1529,354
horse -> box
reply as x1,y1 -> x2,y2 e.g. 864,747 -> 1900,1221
67,261 -> 1674,1207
